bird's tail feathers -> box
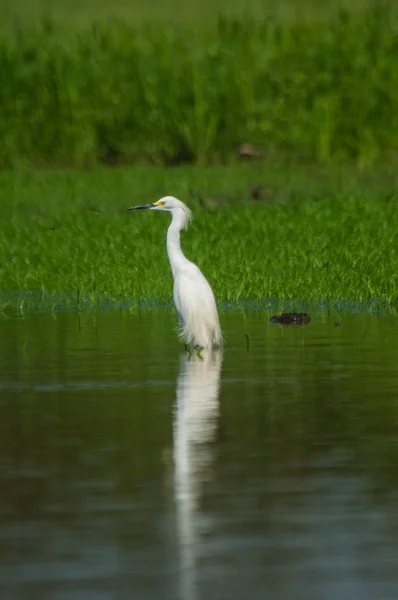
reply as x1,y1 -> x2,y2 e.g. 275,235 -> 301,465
177,303 -> 222,349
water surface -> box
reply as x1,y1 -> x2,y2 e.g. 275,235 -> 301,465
0,310 -> 398,599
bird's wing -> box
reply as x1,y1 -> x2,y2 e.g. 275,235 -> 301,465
173,266 -> 220,347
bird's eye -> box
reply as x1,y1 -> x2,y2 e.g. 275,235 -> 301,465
156,201 -> 166,206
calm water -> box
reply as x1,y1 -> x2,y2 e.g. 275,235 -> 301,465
0,309 -> 398,600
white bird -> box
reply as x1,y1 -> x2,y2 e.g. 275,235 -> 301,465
128,196 -> 222,350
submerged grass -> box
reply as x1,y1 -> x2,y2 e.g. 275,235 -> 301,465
0,166 -> 397,311
0,6 -> 397,168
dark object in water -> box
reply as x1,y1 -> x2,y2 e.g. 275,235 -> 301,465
244,333 -> 250,351
270,312 -> 311,326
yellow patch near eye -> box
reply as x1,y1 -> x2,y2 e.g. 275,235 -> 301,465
156,201 -> 166,206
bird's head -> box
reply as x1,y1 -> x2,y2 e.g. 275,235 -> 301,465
127,196 -> 192,230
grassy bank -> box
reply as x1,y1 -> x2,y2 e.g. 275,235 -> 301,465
0,165 -> 397,312
0,6 -> 397,168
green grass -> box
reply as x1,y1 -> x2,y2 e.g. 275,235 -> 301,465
0,6 -> 397,168
0,0 -> 388,30
0,164 -> 397,312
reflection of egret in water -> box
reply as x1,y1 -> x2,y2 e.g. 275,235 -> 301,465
173,350 -> 223,600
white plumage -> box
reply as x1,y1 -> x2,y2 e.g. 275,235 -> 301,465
128,196 -> 222,349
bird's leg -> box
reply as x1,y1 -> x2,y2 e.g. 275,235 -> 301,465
194,345 -> 204,359
184,342 -> 203,359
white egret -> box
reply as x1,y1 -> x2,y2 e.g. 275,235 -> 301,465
127,196 -> 222,350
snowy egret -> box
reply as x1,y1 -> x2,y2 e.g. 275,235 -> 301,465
127,196 -> 222,350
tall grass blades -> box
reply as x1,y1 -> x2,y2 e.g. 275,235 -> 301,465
0,7 -> 397,168
1,168 -> 397,307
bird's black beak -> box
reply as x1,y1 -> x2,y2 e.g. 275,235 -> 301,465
126,203 -> 155,211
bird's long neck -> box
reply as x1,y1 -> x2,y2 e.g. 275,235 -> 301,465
166,209 -> 189,278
